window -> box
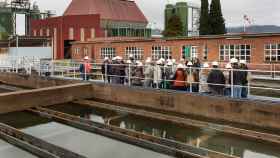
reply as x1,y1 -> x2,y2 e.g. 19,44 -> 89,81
46,28 -> 50,37
100,48 -> 116,59
152,46 -> 171,60
33,30 -> 37,36
39,29 -> 43,36
83,47 -> 89,56
264,44 -> 280,62
219,44 -> 251,62
91,28 -> 95,39
74,48 -> 80,55
182,45 -> 198,59
125,47 -> 144,60
80,28 -> 85,41
69,27 -> 74,40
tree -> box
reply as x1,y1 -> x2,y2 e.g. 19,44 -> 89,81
0,32 -> 9,40
209,0 -> 227,35
162,15 -> 183,37
199,0 -> 210,35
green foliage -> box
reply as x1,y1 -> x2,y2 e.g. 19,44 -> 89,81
209,0 -> 227,35
162,14 -> 184,37
0,32 -> 9,40
199,0 -> 210,35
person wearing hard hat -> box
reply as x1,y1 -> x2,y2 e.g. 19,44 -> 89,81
199,63 -> 210,93
207,61 -> 225,95
163,61 -> 174,89
131,62 -> 144,86
229,58 -> 243,98
172,64 -> 187,91
101,57 -> 111,83
143,58 -> 154,88
185,61 -> 196,92
79,56 -> 92,81
223,63 -> 233,96
153,60 -> 163,89
240,60 -> 249,98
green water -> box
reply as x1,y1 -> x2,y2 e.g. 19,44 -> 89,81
50,104 -> 280,158
0,111 -> 172,158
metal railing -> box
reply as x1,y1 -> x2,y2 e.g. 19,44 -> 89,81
45,60 -> 280,100
0,57 -> 279,100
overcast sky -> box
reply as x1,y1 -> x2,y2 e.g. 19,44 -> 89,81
16,0 -> 280,33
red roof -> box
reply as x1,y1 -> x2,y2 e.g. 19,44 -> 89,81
63,0 -> 148,24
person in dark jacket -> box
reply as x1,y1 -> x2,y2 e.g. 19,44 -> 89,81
207,61 -> 225,95
240,60 -> 249,98
229,58 -> 243,98
101,57 -> 111,83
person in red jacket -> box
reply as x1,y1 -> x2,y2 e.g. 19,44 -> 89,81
172,64 -> 187,91
79,56 -> 92,80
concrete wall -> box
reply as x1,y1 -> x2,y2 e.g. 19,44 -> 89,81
0,73 -> 80,89
91,83 -> 280,130
0,83 -> 93,114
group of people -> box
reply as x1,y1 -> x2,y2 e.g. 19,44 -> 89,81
80,55 -> 249,99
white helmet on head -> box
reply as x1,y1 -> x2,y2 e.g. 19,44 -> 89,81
137,62 -> 143,67
145,58 -> 152,63
225,63 -> 232,69
167,61 -> 173,66
187,61 -> 193,66
203,62 -> 209,68
156,60 -> 162,65
126,60 -> 132,64
129,54 -> 134,58
112,57 -> 117,61
240,60 -> 247,65
230,58 -> 238,64
212,61 -> 219,66
172,59 -> 176,63
84,56 -> 89,60
104,57 -> 109,61
177,64 -> 184,69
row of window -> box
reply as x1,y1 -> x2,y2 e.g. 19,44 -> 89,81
74,43 -> 280,62
33,27 -> 96,41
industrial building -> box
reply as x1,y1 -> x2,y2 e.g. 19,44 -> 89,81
31,0 -> 151,59
70,33 -> 280,65
164,2 -> 200,36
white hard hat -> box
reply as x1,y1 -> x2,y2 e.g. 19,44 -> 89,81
203,62 -> 209,68
160,58 -> 165,62
112,57 -> 117,61
167,61 -> 173,66
177,64 -> 184,69
126,60 -> 132,64
172,59 -> 176,63
212,61 -> 219,66
187,61 -> 193,66
156,60 -> 162,65
84,56 -> 89,60
230,58 -> 238,64
137,62 -> 143,67
225,63 -> 232,69
129,54 -> 134,58
104,57 -> 109,61
115,56 -> 121,60
145,59 -> 151,64
240,60 -> 247,64
180,58 -> 185,62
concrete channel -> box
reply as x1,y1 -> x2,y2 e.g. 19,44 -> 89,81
0,73 -> 279,158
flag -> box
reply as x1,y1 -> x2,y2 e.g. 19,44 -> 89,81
243,15 -> 252,25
